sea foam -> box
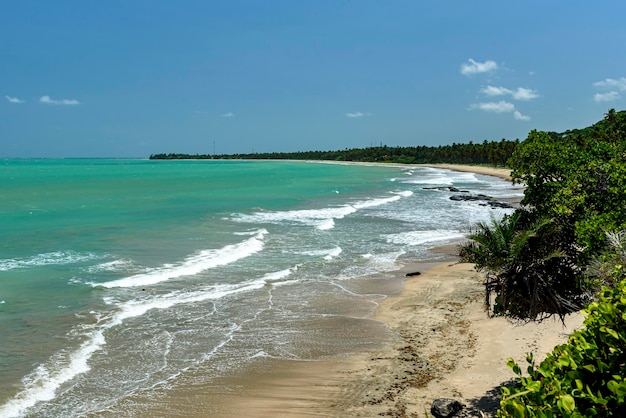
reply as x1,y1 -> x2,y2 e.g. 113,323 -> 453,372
0,251 -> 102,271
386,229 -> 466,247
232,192 -> 412,230
98,229 -> 268,288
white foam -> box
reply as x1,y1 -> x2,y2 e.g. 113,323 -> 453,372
262,268 -> 295,282
402,175 -> 454,186
0,328 -> 106,418
401,168 -> 484,186
232,192 -> 410,230
98,230 -> 268,288
84,259 -> 134,273
324,247 -> 342,260
393,190 -> 414,197
386,230 -> 465,247
0,251 -> 101,272
297,246 -> 342,260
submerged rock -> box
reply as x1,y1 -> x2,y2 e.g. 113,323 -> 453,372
449,194 -> 513,209
423,186 -> 470,193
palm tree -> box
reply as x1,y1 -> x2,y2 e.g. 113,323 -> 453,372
460,210 -> 587,321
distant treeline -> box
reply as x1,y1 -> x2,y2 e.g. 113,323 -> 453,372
150,138 -> 520,166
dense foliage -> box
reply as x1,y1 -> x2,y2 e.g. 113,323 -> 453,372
510,110 -> 626,259
460,110 -> 626,321
453,110 -> 626,416
150,138 -> 519,166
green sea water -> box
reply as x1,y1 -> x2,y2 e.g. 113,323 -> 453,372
0,158 -> 521,417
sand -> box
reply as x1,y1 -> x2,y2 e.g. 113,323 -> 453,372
217,262 -> 582,418
332,262 -> 583,417
207,165 -> 583,417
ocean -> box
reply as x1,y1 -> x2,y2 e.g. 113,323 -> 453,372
0,159 -> 521,417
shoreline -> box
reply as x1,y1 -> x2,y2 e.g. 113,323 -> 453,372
310,160 -> 514,182
415,164 -> 513,181
189,164 -> 574,416
209,261 -> 582,417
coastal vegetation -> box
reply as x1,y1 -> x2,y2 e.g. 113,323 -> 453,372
456,109 -> 626,416
150,138 -> 519,166
460,109 -> 626,321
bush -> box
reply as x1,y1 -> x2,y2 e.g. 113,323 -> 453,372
497,277 -> 626,417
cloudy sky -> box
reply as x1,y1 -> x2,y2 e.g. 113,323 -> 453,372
2,1 -> 625,157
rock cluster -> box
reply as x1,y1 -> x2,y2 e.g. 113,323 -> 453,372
449,194 -> 514,209
423,186 -> 514,209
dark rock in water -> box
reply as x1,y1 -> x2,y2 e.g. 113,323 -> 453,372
449,194 -> 493,202
423,186 -> 470,193
449,194 -> 513,209
488,201 -> 514,209
405,271 -> 421,277
431,398 -> 465,418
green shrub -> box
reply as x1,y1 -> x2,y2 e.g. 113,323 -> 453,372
497,277 -> 626,417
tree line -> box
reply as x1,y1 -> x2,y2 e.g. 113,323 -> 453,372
150,138 -> 519,166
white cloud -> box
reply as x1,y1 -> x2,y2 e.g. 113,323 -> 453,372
480,86 -> 539,101
512,87 -> 539,101
5,95 -> 25,103
593,77 -> 626,91
594,91 -> 620,102
40,95 -> 80,105
346,111 -> 372,118
469,101 -> 515,113
460,58 -> 498,76
221,112 -> 234,117
469,101 -> 531,121
481,86 -> 511,97
514,110 -> 531,121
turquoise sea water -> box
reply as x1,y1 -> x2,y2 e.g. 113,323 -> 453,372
0,159 -> 522,417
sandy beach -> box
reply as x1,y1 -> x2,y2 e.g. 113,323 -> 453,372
215,261 -> 581,418
201,165 -> 582,417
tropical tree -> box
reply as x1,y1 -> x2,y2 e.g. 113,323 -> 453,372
509,110 -> 626,260
460,210 -> 588,321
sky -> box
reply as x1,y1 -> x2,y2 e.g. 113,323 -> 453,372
2,1 -> 626,158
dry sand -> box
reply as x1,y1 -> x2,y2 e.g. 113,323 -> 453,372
332,262 -> 583,417
208,165 -> 582,417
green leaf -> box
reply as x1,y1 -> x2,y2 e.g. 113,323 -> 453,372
582,364 -> 596,373
605,327 -> 619,340
559,394 -> 576,413
575,379 -> 583,391
558,355 -> 570,367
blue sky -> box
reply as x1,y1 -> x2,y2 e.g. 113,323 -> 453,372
2,1 -> 625,157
